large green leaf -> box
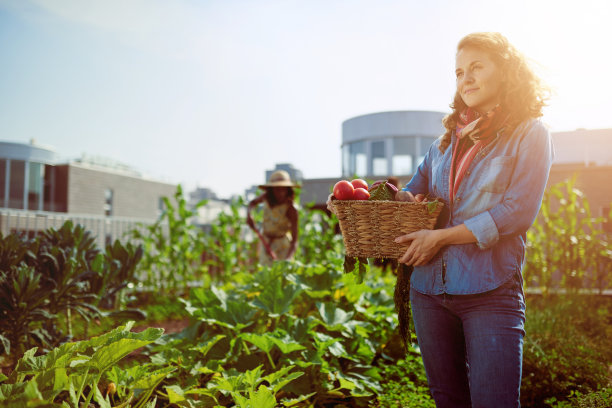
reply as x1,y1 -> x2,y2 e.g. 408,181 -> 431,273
279,392 -> 317,407
262,365 -> 304,393
90,337 -> 157,373
191,334 -> 226,358
316,302 -> 354,329
232,385 -> 276,408
252,278 -> 302,317
194,301 -> 257,331
241,332 -> 306,356
240,333 -> 275,354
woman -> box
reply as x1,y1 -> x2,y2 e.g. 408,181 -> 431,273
247,170 -> 299,265
394,32 -> 553,407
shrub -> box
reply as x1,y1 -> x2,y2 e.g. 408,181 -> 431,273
522,294 -> 612,407
0,221 -> 143,357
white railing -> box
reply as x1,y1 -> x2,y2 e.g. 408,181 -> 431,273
0,208 -> 160,248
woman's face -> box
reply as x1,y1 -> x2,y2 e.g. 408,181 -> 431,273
455,46 -> 503,114
272,187 -> 290,202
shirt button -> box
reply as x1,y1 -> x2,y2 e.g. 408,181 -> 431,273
456,197 -> 461,202
466,170 -> 471,175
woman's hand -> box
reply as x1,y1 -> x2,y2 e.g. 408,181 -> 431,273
395,191 -> 427,202
396,229 -> 443,266
263,240 -> 278,260
326,194 -> 336,214
266,249 -> 278,260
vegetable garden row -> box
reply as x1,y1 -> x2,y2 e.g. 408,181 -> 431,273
1,180 -> 611,407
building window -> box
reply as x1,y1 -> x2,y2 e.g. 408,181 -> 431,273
0,159 -> 6,208
27,162 -> 44,211
43,165 -> 54,212
392,138 -> 416,175
371,141 -> 387,176
104,189 -> 113,216
9,160 -> 25,209
343,141 -> 367,178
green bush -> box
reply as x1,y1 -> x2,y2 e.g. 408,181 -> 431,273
522,294 -> 612,407
525,177 -> 612,293
0,221 -> 143,357
374,352 -> 435,408
131,185 -> 208,290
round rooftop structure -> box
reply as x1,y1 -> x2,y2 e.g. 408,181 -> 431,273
342,110 -> 446,178
0,140 -> 58,164
1,140 -> 59,210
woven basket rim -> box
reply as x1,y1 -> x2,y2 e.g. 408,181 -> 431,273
332,199 -> 444,258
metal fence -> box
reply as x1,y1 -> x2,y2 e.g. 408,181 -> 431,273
0,209 -> 159,248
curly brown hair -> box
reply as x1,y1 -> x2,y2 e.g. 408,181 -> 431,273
439,32 -> 550,153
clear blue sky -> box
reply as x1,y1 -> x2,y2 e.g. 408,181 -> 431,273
1,0 -> 611,198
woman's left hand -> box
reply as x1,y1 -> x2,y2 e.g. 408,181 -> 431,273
396,229 -> 443,266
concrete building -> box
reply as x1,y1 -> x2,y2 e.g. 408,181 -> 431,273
301,111 -> 445,209
190,187 -> 219,202
0,140 -> 176,246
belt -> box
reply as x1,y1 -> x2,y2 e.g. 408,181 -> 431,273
264,233 -> 288,240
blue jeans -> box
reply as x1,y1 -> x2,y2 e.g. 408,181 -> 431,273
410,273 -> 526,408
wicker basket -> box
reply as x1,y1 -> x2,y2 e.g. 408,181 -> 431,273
331,200 -> 444,259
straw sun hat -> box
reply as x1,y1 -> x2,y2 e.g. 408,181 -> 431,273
259,170 -> 299,188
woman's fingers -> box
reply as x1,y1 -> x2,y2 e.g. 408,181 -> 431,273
414,193 -> 427,202
396,233 -> 415,263
395,191 -> 416,202
396,230 -> 438,266
326,194 -> 336,214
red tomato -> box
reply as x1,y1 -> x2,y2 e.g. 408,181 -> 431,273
333,180 -> 354,200
353,187 -> 370,200
351,179 -> 369,190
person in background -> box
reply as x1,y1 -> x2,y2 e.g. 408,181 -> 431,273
394,32 -> 553,407
247,170 -> 299,265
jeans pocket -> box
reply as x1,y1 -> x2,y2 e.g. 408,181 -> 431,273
494,273 -> 526,311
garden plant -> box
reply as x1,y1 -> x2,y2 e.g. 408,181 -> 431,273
0,179 -> 611,407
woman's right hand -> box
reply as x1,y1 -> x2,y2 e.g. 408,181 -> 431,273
395,191 -> 427,202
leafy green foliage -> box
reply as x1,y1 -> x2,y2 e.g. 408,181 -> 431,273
204,195 -> 256,276
158,260 -> 414,406
2,180 -> 611,407
373,355 -> 435,408
0,221 -> 144,357
296,204 -> 343,266
0,322 -> 163,407
525,177 -> 612,293
522,295 -> 612,407
131,185 -> 208,290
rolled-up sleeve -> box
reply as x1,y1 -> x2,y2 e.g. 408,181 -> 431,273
465,121 -> 554,249
464,211 -> 500,249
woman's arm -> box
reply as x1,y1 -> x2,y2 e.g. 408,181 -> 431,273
246,194 -> 265,230
396,224 -> 476,265
463,121 -> 554,249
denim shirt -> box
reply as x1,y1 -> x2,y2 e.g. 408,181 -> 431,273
404,119 -> 554,295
